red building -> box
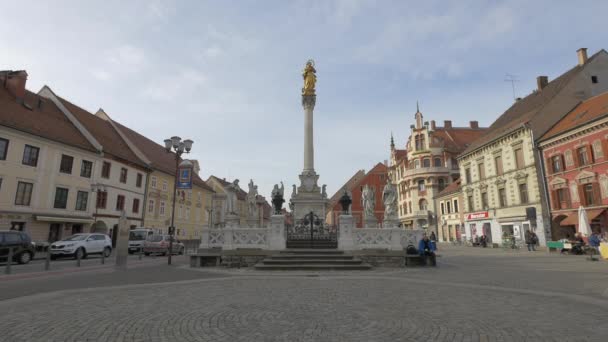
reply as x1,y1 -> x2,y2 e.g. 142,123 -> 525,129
539,92 -> 608,238
327,163 -> 388,228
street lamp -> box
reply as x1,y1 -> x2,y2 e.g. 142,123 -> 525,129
164,136 -> 193,265
91,183 -> 107,233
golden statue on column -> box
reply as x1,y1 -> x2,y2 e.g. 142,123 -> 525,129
302,59 -> 316,96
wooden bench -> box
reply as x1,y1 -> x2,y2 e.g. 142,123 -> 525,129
403,254 -> 436,267
190,253 -> 222,267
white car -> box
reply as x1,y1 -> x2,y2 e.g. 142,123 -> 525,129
50,233 -> 112,260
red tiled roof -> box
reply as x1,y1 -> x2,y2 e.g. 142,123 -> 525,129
436,179 -> 461,198
57,97 -> 148,169
328,169 -> 366,205
0,87 -> 96,152
393,149 -> 407,161
462,50 -> 607,156
432,127 -> 487,153
541,92 -> 608,141
113,122 -> 214,192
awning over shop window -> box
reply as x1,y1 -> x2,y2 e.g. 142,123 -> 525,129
36,215 -> 94,224
558,212 -> 577,226
559,209 -> 605,226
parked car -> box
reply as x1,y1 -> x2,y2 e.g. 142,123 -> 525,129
143,235 -> 184,256
128,228 -> 155,254
0,230 -> 36,264
49,233 -> 112,260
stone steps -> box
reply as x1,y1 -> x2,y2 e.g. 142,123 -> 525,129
254,250 -> 371,271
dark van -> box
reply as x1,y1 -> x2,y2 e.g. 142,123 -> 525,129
0,230 -> 36,264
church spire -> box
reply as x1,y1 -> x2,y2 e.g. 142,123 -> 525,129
390,132 -> 395,150
416,100 -> 420,113
415,101 -> 423,129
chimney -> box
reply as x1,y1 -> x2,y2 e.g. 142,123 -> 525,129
0,70 -> 28,103
430,120 -> 436,130
444,120 -> 452,129
469,121 -> 479,129
577,48 -> 588,66
536,76 -> 548,91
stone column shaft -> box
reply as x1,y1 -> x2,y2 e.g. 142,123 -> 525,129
302,95 -> 316,172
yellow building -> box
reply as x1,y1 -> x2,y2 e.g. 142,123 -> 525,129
112,123 -> 215,241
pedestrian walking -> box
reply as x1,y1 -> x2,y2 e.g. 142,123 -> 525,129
525,230 -> 535,251
589,232 -> 601,254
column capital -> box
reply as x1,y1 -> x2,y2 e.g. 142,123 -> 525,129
302,95 -> 316,109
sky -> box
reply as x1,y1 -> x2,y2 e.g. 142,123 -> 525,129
2,0 -> 608,198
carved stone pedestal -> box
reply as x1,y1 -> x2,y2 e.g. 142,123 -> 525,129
225,214 -> 240,228
364,216 -> 378,228
268,215 -> 286,250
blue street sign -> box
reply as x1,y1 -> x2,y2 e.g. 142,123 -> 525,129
177,167 -> 193,189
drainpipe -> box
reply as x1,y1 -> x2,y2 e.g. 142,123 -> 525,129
527,123 -> 551,245
141,169 -> 152,227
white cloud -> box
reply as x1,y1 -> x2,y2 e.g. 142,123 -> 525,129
141,68 -> 207,101
90,69 -> 112,81
108,45 -> 147,69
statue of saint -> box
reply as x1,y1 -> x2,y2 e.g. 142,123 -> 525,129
362,184 -> 375,218
247,179 -> 259,217
382,179 -> 398,219
225,179 -> 240,215
302,59 -> 316,96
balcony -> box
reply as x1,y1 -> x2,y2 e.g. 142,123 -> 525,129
402,167 -> 450,179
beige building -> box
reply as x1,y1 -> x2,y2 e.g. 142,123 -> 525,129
389,106 -> 486,233
458,48 -> 608,247
434,179 -> 464,242
206,176 -> 248,226
112,123 -> 216,241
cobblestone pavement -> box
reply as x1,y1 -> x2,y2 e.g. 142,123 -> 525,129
0,246 -> 607,342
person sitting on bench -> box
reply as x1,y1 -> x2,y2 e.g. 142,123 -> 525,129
418,234 -> 436,256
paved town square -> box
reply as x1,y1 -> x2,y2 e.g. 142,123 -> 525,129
1,246 -> 606,342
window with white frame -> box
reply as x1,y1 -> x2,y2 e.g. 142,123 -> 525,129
151,176 -> 157,189
160,201 -> 166,216
148,199 -> 155,213
162,180 -> 168,191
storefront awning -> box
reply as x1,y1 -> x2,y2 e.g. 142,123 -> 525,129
559,209 -> 605,226
36,215 -> 94,224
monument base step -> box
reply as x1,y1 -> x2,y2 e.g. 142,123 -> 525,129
255,249 -> 371,271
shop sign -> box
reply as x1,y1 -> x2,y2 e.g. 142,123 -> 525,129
467,211 -> 489,220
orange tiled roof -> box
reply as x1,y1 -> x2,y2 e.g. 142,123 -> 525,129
435,179 -> 461,198
541,92 -> 608,141
0,87 -> 97,152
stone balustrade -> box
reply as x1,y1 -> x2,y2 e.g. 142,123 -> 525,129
199,215 -> 286,250
338,215 -> 423,251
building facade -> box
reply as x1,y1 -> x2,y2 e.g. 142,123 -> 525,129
434,179 -> 464,242
389,107 -> 486,234
539,92 -> 608,239
327,163 -> 388,228
206,176 -> 248,226
326,169 -> 366,227
459,48 -> 608,247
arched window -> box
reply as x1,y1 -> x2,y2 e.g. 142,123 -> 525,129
415,134 -> 426,150
423,158 -> 431,167
434,157 -> 442,167
419,199 -> 428,211
418,180 -> 425,191
415,160 -> 420,169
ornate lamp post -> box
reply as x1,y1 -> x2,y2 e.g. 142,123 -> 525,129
91,183 -> 107,233
163,136 -> 193,265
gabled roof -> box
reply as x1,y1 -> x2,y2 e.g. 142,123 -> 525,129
393,149 -> 407,162
113,121 -> 214,191
462,50 -> 608,156
328,169 -> 366,206
435,179 -> 461,198
0,87 -> 97,152
541,91 -> 608,141
57,97 -> 148,169
208,175 -> 247,200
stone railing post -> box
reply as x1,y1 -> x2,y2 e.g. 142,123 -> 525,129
199,229 -> 210,249
223,228 -> 234,250
338,215 -> 354,250
268,215 -> 286,250
390,229 -> 403,251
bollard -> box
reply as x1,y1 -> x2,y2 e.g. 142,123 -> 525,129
76,249 -> 81,267
5,248 -> 12,275
101,250 -> 105,265
45,249 -> 51,271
